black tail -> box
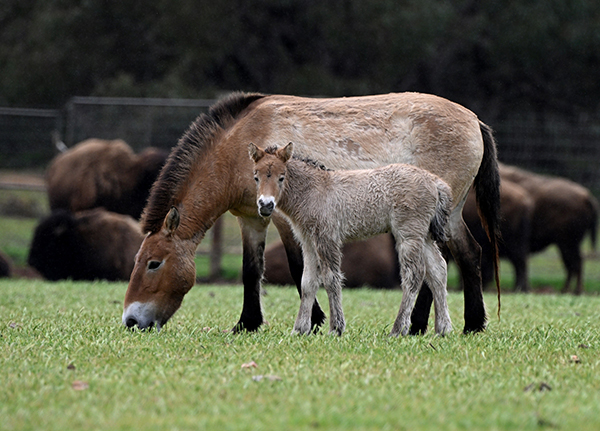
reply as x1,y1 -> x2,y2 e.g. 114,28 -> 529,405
474,121 -> 502,318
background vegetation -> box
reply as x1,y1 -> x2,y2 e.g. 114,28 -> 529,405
2,0 -> 600,122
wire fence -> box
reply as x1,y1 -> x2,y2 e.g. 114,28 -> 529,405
2,97 -> 598,198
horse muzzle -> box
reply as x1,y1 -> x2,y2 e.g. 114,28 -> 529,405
122,301 -> 163,331
257,196 -> 275,217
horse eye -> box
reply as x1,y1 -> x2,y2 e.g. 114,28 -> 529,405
254,176 -> 259,183
147,260 -> 163,271
279,175 -> 285,183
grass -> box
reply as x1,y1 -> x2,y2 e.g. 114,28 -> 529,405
2,280 -> 600,430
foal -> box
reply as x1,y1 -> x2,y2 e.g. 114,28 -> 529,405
249,142 -> 453,336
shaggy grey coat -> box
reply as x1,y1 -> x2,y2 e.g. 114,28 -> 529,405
250,142 -> 453,336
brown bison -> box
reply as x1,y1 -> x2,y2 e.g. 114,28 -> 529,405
0,250 -> 12,278
28,208 -> 144,281
263,234 -> 399,289
468,164 -> 598,294
462,179 -> 534,291
499,164 -> 598,294
46,139 -> 168,219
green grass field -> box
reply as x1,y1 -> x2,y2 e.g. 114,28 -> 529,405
2,187 -> 600,429
1,280 -> 600,431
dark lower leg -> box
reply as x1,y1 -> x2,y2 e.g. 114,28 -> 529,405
410,284 -> 432,335
449,222 -> 487,333
233,218 -> 268,332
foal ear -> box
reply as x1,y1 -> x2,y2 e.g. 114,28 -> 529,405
279,142 -> 294,163
164,206 -> 180,234
248,143 -> 264,162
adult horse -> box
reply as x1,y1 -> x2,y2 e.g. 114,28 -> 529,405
123,92 -> 500,334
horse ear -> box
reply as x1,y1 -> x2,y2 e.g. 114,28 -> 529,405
164,206 -> 180,234
248,143 -> 264,162
279,142 -> 293,163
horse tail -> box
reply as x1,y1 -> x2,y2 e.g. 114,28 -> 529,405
474,121 -> 502,317
430,179 -> 452,244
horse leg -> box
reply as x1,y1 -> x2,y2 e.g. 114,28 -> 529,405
233,216 -> 270,332
424,241 -> 452,336
447,213 -> 486,333
272,215 -> 327,330
292,242 -> 320,335
316,243 -> 345,336
409,285 -> 433,335
391,239 -> 426,337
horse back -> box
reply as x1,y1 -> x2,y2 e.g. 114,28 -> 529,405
228,92 -> 483,206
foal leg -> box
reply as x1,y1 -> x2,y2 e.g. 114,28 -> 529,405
292,244 -> 320,335
233,216 -> 270,332
272,215 -> 327,330
317,244 -> 345,336
391,239 -> 426,337
424,241 -> 452,336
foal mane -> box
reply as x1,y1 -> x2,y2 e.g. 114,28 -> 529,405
141,92 -> 265,233
264,145 -> 331,172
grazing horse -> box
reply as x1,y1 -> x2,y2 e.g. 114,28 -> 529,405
249,143 -> 452,336
123,92 -> 500,334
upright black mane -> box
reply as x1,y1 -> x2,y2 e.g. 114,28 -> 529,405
295,155 -> 332,172
141,92 -> 265,233
264,144 -> 332,172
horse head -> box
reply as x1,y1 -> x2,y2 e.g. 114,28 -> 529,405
122,206 -> 196,331
249,142 -> 293,218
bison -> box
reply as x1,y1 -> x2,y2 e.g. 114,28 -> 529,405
467,164 -> 598,294
28,208 -> 144,281
263,234 -> 399,289
46,139 -> 168,219
462,179 -> 534,291
0,250 -> 12,278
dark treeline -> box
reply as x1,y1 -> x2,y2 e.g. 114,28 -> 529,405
1,0 -> 600,121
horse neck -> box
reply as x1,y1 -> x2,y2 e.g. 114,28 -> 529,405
277,159 -> 328,220
176,156 -> 241,244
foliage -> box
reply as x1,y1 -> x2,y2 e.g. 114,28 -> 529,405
1,281 -> 600,430
1,0 -> 600,119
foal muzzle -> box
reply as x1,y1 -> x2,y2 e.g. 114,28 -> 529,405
257,196 -> 275,217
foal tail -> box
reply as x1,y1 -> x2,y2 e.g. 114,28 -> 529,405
474,121 -> 502,317
430,179 -> 452,244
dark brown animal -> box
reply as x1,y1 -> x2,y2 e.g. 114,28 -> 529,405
0,250 -> 12,278
499,164 -> 599,294
264,235 -> 398,288
28,208 -> 144,281
46,139 -> 168,219
462,179 -> 534,291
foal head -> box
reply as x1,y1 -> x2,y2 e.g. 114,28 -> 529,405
248,142 -> 293,217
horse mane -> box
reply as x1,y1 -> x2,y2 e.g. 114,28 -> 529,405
296,156 -> 332,172
141,92 -> 265,233
264,144 -> 331,172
